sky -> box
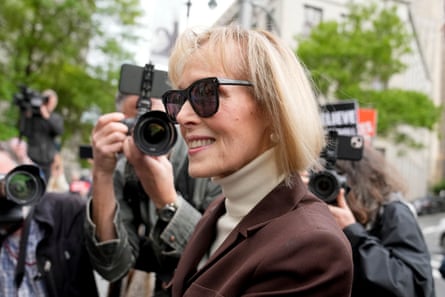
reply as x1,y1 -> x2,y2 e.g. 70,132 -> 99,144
133,0 -> 235,65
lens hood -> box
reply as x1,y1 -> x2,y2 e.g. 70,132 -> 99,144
133,110 -> 178,156
4,164 -> 46,205
308,170 -> 344,204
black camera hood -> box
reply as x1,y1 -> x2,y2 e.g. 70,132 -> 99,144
0,200 -> 24,225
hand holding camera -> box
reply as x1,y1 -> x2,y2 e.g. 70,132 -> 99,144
39,103 -> 51,119
13,85 -> 50,117
308,130 -> 364,204
326,188 -> 357,229
91,112 -> 128,174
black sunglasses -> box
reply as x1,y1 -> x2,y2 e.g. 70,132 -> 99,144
162,77 -> 253,123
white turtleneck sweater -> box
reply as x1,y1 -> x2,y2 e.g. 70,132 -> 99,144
198,148 -> 285,268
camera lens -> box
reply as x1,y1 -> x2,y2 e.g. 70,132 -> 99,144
5,165 -> 45,205
142,121 -> 166,144
308,171 -> 340,204
133,110 -> 178,156
7,171 -> 37,201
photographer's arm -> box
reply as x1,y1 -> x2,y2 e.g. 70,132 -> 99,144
149,177 -> 221,264
342,203 -> 434,296
84,113 -> 139,281
90,113 -> 128,240
39,103 -> 64,135
47,113 -> 64,136
124,136 -> 178,210
91,169 -> 118,241
152,140 -> 222,270
329,191 -> 434,296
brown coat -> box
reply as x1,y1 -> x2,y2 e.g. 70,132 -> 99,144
171,177 -> 353,297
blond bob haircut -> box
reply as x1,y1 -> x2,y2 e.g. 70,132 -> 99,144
168,25 -> 325,186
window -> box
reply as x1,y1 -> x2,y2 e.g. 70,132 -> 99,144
303,4 -> 323,35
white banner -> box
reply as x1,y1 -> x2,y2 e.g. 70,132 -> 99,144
149,0 -> 186,67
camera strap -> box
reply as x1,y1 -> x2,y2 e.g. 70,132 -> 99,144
14,206 -> 35,289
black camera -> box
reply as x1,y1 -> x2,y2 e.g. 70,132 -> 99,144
308,131 -> 364,204
0,164 -> 46,206
13,85 -> 49,116
119,63 -> 177,156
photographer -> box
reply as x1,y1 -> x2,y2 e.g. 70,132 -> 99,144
0,142 -> 98,297
327,145 -> 435,297
21,89 -> 64,180
84,92 -> 222,297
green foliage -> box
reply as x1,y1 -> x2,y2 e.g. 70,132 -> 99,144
295,1 -> 440,143
431,179 -> 445,195
297,2 -> 412,95
0,0 -> 143,145
344,88 -> 441,135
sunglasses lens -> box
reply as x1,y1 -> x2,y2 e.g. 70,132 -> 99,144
164,92 -> 185,122
163,78 -> 220,121
190,79 -> 218,118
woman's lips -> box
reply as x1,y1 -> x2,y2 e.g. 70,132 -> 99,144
188,138 -> 215,149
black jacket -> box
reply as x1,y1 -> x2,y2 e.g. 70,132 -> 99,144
344,200 -> 435,297
24,112 -> 64,166
34,192 -> 98,297
439,255 -> 445,278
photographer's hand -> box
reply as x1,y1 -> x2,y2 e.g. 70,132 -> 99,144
40,104 -> 51,119
328,189 -> 356,229
122,97 -> 177,209
91,112 -> 128,241
123,136 -> 177,210
91,113 -> 128,174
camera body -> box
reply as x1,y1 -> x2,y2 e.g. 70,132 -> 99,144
119,63 -> 177,156
13,85 -> 49,116
308,131 -> 364,204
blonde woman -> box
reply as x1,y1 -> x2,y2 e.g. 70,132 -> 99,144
163,25 -> 353,297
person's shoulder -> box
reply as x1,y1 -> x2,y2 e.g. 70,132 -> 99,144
33,192 -> 86,225
50,111 -> 64,122
50,111 -> 63,118
381,198 -> 418,223
41,191 -> 86,210
384,194 -> 412,211
289,192 -> 339,229
285,194 -> 352,253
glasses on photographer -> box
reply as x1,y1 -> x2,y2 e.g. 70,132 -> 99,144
162,77 -> 253,123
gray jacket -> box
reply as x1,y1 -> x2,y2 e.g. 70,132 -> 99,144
84,136 -> 222,284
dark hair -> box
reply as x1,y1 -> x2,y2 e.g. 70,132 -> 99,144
335,145 -> 407,225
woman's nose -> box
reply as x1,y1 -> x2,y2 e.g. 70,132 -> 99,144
176,100 -> 197,124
